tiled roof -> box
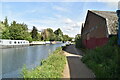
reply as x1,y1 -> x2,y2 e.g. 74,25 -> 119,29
90,10 -> 118,35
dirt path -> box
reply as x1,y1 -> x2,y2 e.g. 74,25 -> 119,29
63,45 -> 95,78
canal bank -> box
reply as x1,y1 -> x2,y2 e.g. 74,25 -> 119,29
22,47 -> 67,78
1,43 -> 65,78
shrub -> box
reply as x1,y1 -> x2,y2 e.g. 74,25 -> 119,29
75,34 -> 84,48
82,36 -> 120,78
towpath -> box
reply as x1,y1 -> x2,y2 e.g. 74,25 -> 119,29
63,44 -> 95,78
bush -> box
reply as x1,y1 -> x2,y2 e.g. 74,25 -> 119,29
75,34 -> 84,48
82,36 -> 120,78
21,47 -> 66,78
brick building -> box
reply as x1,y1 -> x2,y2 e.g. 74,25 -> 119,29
81,10 -> 118,49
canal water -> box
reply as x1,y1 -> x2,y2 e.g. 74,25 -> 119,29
0,43 -> 65,78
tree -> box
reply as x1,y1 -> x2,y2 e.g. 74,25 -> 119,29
47,28 -> 55,41
9,21 -> 32,41
63,35 -> 69,41
54,28 -> 63,41
37,33 -> 42,41
31,26 -> 38,40
41,28 -> 56,41
1,18 -> 34,41
2,28 -> 10,39
0,22 -> 5,35
0,22 -> 10,39
54,28 -> 63,36
3,17 -> 9,27
75,34 -> 84,48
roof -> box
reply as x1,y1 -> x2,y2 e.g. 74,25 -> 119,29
90,10 -> 118,35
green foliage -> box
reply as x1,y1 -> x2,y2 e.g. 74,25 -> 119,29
22,47 -> 66,78
0,22 -> 5,32
9,21 -> 32,41
41,28 -> 72,41
3,17 -> 9,27
1,18 -> 32,42
1,18 -> 10,39
2,27 -> 10,39
31,26 -> 39,40
82,36 -> 120,78
47,28 -> 56,41
0,22 -> 6,38
1,17 -> 72,42
75,34 -> 84,48
63,35 -> 71,41
54,28 -> 63,41
54,28 -> 63,36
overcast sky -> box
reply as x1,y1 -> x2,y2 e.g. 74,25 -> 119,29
0,1 -> 118,37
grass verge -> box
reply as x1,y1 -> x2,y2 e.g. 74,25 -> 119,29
21,47 -> 66,78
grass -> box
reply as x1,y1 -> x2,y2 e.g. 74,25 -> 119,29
21,47 -> 66,78
81,36 -> 120,78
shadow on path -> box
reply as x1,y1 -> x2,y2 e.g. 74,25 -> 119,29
67,56 -> 95,78
63,44 -> 84,56
63,44 -> 95,78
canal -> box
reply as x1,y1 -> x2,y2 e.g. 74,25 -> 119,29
0,43 -> 65,78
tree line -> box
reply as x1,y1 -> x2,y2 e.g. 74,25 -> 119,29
0,17 -> 73,42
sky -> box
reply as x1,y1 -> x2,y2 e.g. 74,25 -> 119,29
0,1 -> 119,37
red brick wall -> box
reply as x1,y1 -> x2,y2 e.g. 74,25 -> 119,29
83,37 -> 108,49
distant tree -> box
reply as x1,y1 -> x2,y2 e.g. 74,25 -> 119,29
47,28 -> 55,41
75,34 -> 84,48
9,24 -> 23,39
54,28 -> 63,41
37,33 -> 42,41
69,37 -> 73,41
3,17 -> 9,27
41,28 -> 56,41
41,29 -> 48,41
63,35 -> 69,41
1,18 -> 34,41
0,22 -> 5,33
9,21 -> 32,41
2,28 -> 10,39
31,26 -> 38,40
0,22 -> 10,39
54,28 -> 63,36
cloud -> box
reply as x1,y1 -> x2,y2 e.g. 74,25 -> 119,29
62,18 -> 83,34
26,19 -> 56,24
62,17 -> 83,28
62,20 -> 83,36
52,5 -> 68,12
54,14 -> 63,18
63,26 -> 80,37
64,18 -> 73,24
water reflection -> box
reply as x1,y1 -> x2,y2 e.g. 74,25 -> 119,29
1,44 -> 64,78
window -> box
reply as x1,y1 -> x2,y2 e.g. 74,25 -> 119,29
9,41 -> 12,44
14,41 -> 16,44
18,42 -> 20,44
0,40 -> 1,43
